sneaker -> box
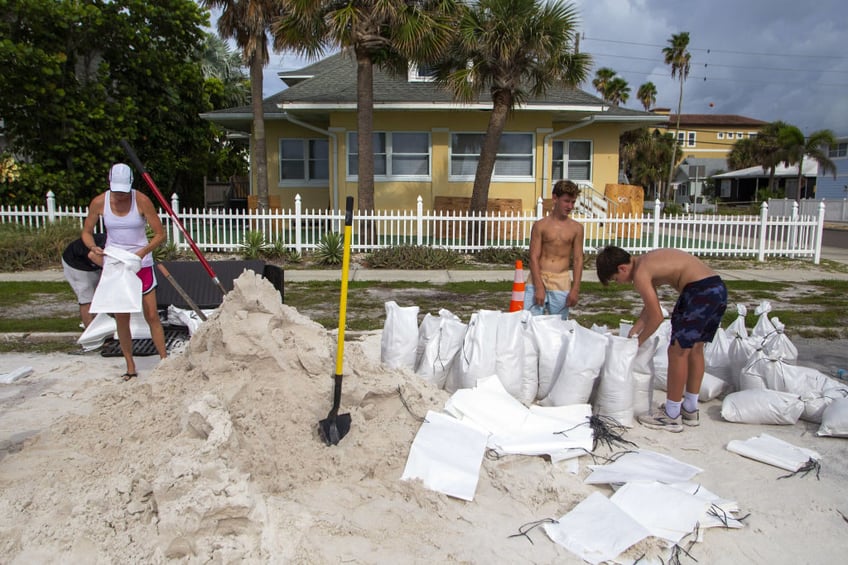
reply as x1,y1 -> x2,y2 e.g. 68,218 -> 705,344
661,403 -> 700,427
637,409 -> 684,433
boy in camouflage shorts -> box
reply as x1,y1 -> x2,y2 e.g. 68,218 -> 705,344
596,246 -> 728,432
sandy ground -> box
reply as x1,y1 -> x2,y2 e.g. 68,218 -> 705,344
1,273 -> 847,564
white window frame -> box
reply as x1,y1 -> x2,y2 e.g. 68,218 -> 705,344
687,131 -> 696,147
278,138 -> 329,186
448,132 -> 535,182
407,63 -> 437,83
726,132 -> 735,139
717,132 -> 724,140
346,131 -> 431,181
829,142 -> 848,159
552,139 -> 593,183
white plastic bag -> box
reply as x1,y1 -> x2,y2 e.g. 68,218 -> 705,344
381,300 -> 420,369
89,247 -> 142,314
414,309 -> 466,389
720,389 -> 804,425
540,321 -> 607,406
593,334 -> 639,426
817,397 -> 848,437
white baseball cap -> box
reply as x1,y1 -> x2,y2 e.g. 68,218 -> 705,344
109,163 -> 133,193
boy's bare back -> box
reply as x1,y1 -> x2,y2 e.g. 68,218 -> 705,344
632,248 -> 717,292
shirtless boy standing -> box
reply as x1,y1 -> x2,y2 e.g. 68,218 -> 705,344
524,179 -> 584,319
596,246 -> 728,432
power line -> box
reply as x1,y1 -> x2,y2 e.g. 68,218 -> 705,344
582,35 -> 848,61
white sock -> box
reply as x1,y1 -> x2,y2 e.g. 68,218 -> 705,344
664,399 -> 682,419
683,392 -> 699,413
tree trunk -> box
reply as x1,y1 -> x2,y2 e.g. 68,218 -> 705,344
796,155 -> 804,201
355,49 -> 376,245
665,77 -> 685,202
250,50 -> 268,211
467,91 -> 511,246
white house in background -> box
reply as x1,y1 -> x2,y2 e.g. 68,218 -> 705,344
712,160 -> 819,202
816,136 -> 848,200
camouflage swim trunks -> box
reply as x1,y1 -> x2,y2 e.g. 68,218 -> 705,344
670,275 -> 727,348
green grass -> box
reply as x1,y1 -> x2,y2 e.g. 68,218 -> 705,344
2,271 -> 848,352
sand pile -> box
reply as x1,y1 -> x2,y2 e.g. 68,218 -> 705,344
1,271 -> 847,564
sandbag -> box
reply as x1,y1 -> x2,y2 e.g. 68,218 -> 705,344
742,349 -> 848,422
540,321 -> 607,406
699,371 -> 730,401
414,309 -> 466,389
494,310 -> 526,401
530,315 -> 571,400
593,334 -> 639,426
751,300 -> 775,338
761,316 -> 798,362
519,316 -> 540,405
705,327 -> 733,384
381,300 -> 420,369
721,389 -> 804,425
89,247 -> 143,314
817,397 -> 848,437
444,310 -> 499,393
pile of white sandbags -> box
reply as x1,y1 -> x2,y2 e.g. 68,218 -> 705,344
710,301 -> 848,436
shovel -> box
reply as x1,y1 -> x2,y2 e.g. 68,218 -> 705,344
319,196 -> 354,445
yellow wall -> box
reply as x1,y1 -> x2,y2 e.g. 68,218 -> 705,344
654,124 -> 765,159
262,110 -> 625,212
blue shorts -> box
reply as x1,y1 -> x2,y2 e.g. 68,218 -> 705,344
524,284 -> 570,320
670,275 -> 727,348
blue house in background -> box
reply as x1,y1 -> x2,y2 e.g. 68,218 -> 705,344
816,136 -> 848,200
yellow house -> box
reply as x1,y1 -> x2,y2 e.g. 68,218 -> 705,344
650,110 -> 768,202
653,110 -> 768,160
203,52 -> 665,213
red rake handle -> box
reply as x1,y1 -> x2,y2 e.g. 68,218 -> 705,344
119,139 -> 225,294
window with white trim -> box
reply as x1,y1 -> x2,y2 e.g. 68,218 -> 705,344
676,131 -> 686,145
408,63 -> 437,82
279,138 -> 329,184
347,132 -> 430,179
717,132 -> 724,140
552,140 -> 592,182
687,131 -> 696,147
449,132 -> 534,180
829,142 -> 847,158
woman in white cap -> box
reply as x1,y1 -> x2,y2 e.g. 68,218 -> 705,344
81,162 -> 167,380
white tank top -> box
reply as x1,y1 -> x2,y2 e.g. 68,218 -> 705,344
103,190 -> 153,268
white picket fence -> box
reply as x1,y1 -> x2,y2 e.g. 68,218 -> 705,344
0,192 -> 827,263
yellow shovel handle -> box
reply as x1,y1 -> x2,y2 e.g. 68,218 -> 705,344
335,197 -> 354,375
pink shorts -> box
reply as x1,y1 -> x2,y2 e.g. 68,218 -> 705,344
137,266 -> 158,294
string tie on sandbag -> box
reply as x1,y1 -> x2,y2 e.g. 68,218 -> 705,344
507,518 -> 558,544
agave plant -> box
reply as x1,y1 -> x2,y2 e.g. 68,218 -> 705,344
313,231 -> 344,265
240,230 -> 268,260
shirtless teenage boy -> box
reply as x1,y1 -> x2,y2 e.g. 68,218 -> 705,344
596,246 -> 728,432
524,179 -> 584,319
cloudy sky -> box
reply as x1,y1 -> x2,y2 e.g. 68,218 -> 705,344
251,0 -> 847,136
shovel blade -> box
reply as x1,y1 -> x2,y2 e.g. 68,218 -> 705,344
319,412 -> 351,446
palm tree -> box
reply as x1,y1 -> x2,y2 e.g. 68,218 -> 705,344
204,0 -> 282,210
592,67 -> 617,100
274,1 -> 458,227
200,33 -> 249,109
605,77 -> 630,107
636,82 -> 656,111
663,31 -> 691,201
434,0 -> 590,227
620,127 -> 676,199
756,121 -> 789,194
727,136 -> 760,171
777,126 -> 837,200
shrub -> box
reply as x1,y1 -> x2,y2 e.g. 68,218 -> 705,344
0,219 -> 80,271
366,245 -> 463,269
473,247 -> 529,265
313,231 -> 344,265
240,230 -> 268,260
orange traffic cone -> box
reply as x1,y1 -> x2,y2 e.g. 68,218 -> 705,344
509,260 -> 525,312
